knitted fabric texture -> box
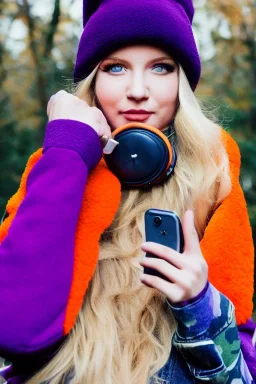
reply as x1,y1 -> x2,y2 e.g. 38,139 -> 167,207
0,129 -> 254,333
74,0 -> 201,89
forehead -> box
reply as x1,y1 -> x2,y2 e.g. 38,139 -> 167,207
103,44 -> 175,62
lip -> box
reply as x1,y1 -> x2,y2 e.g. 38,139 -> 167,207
121,113 -> 152,122
122,109 -> 153,114
121,110 -> 153,122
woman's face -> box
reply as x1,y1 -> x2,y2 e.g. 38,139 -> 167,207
95,45 -> 179,131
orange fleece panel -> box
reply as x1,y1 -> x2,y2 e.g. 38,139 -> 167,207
0,149 -> 43,243
63,158 -> 121,334
0,129 -> 254,330
200,130 -> 254,324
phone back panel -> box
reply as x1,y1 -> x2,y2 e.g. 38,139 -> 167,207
144,209 -> 184,280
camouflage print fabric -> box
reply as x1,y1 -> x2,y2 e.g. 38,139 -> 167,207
168,283 -> 254,383
0,284 -> 254,384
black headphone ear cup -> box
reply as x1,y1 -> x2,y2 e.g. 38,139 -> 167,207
104,125 -> 176,187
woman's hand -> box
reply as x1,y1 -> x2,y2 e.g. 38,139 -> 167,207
139,210 -> 208,304
47,90 -> 111,138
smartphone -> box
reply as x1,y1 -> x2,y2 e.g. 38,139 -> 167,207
143,209 -> 184,281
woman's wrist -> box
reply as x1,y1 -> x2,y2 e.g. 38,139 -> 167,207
167,281 -> 209,309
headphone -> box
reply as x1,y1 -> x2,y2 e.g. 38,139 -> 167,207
102,123 -> 177,188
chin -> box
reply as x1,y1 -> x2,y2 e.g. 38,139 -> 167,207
110,123 -> 120,132
109,117 -> 162,131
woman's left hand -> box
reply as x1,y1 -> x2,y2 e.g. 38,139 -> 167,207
139,210 -> 208,304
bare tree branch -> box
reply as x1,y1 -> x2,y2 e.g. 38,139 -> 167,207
0,42 -> 8,86
22,0 -> 48,116
44,0 -> 61,58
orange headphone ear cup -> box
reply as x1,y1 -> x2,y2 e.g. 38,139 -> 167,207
104,123 -> 176,188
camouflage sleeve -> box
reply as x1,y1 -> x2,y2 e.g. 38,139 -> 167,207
168,283 -> 254,383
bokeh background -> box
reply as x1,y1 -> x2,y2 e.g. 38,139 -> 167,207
0,0 -> 255,317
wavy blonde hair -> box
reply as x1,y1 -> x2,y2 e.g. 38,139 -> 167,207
26,64 -> 231,384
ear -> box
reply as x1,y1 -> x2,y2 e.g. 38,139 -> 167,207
83,0 -> 103,27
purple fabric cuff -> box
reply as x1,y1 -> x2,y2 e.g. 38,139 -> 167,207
167,281 -> 209,308
167,282 -> 216,338
43,119 -> 103,171
0,337 -> 65,383
239,318 -> 256,380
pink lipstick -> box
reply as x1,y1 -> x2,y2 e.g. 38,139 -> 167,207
121,109 -> 153,122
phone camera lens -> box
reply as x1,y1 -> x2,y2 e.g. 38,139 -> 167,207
154,216 -> 162,226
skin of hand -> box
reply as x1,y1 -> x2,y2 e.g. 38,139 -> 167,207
139,210 -> 208,304
47,90 -> 112,138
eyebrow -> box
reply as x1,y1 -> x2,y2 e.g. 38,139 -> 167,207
102,56 -> 175,65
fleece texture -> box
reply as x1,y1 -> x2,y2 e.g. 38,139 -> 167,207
0,129 -> 254,332
201,130 -> 254,324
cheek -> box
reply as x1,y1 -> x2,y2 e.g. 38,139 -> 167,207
95,75 -> 121,110
95,76 -> 110,107
157,77 -> 178,109
95,75 -> 125,130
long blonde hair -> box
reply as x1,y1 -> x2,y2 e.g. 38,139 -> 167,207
26,65 -> 231,384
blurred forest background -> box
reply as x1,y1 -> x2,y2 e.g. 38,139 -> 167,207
0,0 -> 255,315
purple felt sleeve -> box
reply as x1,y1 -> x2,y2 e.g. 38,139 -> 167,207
239,318 -> 256,381
43,119 -> 102,171
0,120 -> 102,358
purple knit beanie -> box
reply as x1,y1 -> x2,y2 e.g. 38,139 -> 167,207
74,0 -> 201,90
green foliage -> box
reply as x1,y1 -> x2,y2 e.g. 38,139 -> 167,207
0,95 -> 37,211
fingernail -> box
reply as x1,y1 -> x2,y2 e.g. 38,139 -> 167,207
187,210 -> 194,222
100,135 -> 109,147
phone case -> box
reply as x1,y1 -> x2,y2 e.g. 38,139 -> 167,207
143,209 -> 184,281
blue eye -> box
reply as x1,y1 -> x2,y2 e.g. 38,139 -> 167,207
103,64 -> 124,73
152,64 -> 175,73
111,65 -> 123,73
154,66 -> 165,73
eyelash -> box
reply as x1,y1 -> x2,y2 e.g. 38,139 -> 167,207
101,63 -> 176,74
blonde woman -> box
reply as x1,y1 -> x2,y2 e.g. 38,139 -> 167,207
0,1 -> 255,383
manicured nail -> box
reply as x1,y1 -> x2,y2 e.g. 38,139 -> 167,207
190,210 -> 194,224
186,209 -> 194,223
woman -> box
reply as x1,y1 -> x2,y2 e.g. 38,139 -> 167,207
0,0 -> 255,383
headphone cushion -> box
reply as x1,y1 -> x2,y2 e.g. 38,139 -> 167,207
104,129 -> 171,186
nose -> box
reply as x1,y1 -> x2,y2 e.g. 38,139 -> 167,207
126,73 -> 149,100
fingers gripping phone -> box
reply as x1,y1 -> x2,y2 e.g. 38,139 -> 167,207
143,209 -> 184,281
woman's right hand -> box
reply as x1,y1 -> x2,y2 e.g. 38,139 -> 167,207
47,90 -> 111,138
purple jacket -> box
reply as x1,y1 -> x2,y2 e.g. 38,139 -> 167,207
0,119 -> 255,383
